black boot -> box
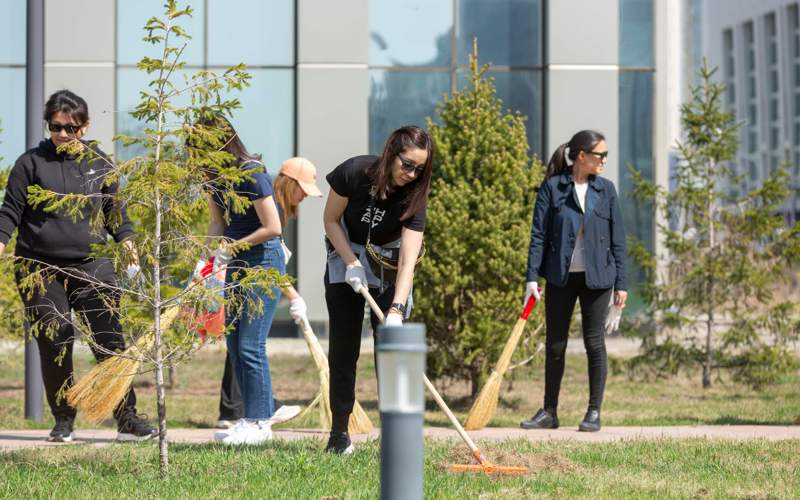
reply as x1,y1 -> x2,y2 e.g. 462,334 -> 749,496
578,409 -> 601,432
520,408 -> 559,429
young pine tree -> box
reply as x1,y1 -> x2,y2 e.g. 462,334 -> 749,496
414,41 -> 545,396
626,62 -> 800,388
19,2 -> 288,473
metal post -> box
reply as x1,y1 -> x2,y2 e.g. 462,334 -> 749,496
377,323 -> 426,500
24,0 -> 44,422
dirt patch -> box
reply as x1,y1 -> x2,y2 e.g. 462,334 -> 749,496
443,446 -> 578,476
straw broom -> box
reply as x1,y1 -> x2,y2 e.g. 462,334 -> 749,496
464,294 -> 540,430
66,306 -> 180,424
298,317 -> 373,434
360,287 -> 527,475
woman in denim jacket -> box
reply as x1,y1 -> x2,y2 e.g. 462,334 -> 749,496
521,130 -> 627,432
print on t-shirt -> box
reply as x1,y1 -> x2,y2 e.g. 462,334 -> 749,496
361,206 -> 386,228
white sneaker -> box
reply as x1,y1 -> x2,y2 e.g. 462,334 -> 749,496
269,405 -> 302,425
216,419 -> 273,446
216,419 -> 237,429
214,418 -> 247,441
243,420 -> 273,445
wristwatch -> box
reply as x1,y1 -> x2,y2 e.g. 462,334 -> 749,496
389,302 -> 407,315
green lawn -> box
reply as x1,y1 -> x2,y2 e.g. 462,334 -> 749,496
1,343 -> 798,431
0,439 -> 797,498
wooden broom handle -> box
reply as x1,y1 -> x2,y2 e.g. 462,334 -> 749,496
358,286 -> 484,458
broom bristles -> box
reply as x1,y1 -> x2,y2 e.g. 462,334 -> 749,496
463,370 -> 502,430
66,307 -> 179,424
302,325 -> 373,433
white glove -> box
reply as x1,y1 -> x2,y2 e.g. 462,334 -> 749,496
125,263 -> 141,280
605,302 -> 623,334
524,281 -> 541,306
213,247 -> 232,273
288,297 -> 308,325
385,312 -> 403,327
345,261 -> 367,293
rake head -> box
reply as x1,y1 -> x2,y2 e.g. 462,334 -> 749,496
449,450 -> 528,475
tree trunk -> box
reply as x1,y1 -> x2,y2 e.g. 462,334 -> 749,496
703,160 -> 715,389
168,364 -> 177,389
470,367 -> 481,398
703,287 -> 714,388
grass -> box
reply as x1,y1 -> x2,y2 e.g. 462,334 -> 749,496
0,438 -> 797,498
1,341 -> 799,431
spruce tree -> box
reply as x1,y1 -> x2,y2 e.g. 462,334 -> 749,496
415,41 -> 545,396
626,62 -> 800,388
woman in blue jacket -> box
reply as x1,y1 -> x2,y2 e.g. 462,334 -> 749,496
521,129 -> 627,432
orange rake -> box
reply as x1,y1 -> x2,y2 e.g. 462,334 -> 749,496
359,287 -> 528,475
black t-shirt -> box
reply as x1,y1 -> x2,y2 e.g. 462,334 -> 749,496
326,155 -> 426,246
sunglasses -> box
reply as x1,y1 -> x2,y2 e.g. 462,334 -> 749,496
47,122 -> 83,134
398,155 -> 426,176
585,150 -> 609,160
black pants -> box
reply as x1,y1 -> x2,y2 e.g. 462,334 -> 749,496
15,258 -> 137,421
544,272 -> 611,413
218,351 -> 243,421
325,273 -> 393,434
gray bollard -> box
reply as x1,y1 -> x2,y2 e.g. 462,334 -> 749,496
24,329 -> 43,422
377,323 -> 426,500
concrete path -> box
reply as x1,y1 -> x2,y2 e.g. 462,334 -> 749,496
1,425 -> 797,451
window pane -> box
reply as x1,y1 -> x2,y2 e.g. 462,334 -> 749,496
618,71 -> 654,308
455,69 -> 542,156
207,0 -> 294,66
117,0 -> 205,66
0,68 -> 25,163
457,0 -> 541,66
369,1 -> 453,66
216,69 -> 295,176
0,0 -> 25,65
368,70 -> 449,154
619,0 -> 654,67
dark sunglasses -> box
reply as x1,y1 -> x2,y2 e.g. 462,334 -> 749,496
47,122 -> 83,134
397,155 -> 426,176
585,150 -> 609,160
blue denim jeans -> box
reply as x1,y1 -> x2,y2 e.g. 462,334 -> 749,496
225,238 -> 285,420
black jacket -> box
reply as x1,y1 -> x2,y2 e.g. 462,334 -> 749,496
526,169 -> 627,290
0,139 -> 133,262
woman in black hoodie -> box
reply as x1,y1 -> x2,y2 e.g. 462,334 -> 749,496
0,90 -> 156,442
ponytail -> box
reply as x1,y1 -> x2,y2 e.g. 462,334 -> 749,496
546,143 -> 570,178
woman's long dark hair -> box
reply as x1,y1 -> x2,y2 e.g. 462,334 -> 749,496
368,125 -> 434,220
44,89 -> 89,124
195,113 -> 261,167
546,129 -> 605,177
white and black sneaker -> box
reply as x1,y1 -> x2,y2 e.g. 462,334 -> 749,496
116,412 -> 158,442
325,431 -> 354,455
48,416 -> 75,442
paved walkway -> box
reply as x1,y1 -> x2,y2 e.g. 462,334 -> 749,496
1,425 -> 797,451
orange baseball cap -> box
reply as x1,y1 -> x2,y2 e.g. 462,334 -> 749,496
279,157 -> 323,197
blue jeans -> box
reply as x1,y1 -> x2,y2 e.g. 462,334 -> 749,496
225,238 -> 285,420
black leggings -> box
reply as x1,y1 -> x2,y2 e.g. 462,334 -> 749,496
325,270 -> 393,434
544,272 -> 611,413
15,259 -> 137,421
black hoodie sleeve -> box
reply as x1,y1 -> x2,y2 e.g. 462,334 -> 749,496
99,162 -> 134,243
0,155 -> 33,245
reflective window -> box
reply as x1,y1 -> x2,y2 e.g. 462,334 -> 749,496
117,0 -> 205,66
619,0 -> 654,68
0,68 -> 25,163
207,0 -> 294,66
368,71 -> 450,154
216,69 -> 295,176
457,0 -> 541,66
369,0 -> 453,66
618,71 -> 654,303
0,0 -> 25,65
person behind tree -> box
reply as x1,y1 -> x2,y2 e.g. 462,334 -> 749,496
0,89 -> 157,442
322,125 -> 433,454
521,129 -> 627,433
201,115 -> 321,445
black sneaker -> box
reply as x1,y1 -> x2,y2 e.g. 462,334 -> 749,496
520,408 -> 559,429
116,412 -> 158,442
325,431 -> 354,455
578,409 -> 601,432
49,415 -> 75,442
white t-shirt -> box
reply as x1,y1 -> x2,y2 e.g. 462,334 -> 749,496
570,181 -> 589,273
